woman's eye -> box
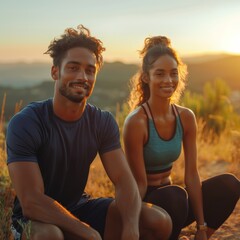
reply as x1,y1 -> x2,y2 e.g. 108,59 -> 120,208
172,72 -> 178,77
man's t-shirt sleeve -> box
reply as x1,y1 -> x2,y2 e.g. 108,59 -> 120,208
98,112 -> 121,155
6,113 -> 40,164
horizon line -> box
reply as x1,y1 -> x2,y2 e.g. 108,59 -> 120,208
0,51 -> 239,65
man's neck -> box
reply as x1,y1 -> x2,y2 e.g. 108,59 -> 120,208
53,97 -> 87,122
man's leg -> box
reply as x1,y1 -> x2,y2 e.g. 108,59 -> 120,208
104,201 -> 172,240
139,203 -> 172,240
21,221 -> 64,240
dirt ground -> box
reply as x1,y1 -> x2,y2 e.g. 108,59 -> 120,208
180,159 -> 240,239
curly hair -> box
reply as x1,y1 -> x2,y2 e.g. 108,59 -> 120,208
128,36 -> 188,111
45,24 -> 105,69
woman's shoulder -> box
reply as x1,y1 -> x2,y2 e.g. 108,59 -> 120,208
123,106 -> 149,142
124,106 -> 148,128
174,104 -> 196,119
174,104 -> 197,135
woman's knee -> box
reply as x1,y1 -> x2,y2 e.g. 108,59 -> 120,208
221,173 -> 239,190
170,185 -> 188,200
146,185 -> 188,211
211,173 -> 240,196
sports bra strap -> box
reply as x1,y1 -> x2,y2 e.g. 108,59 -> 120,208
141,103 -> 152,119
142,102 -> 180,120
172,104 -> 179,117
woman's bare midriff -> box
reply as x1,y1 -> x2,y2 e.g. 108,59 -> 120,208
147,170 -> 172,186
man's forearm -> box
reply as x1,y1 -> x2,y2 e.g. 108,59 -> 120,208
22,193 -> 100,239
115,176 -> 142,233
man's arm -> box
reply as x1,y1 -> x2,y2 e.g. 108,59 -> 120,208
100,148 -> 142,239
8,162 -> 101,240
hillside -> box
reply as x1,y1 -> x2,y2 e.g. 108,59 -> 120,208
185,55 -> 240,92
0,62 -> 51,87
0,54 -> 240,120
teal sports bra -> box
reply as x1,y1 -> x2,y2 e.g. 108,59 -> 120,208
142,102 -> 183,174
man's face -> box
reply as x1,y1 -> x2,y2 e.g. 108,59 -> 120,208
52,47 -> 98,103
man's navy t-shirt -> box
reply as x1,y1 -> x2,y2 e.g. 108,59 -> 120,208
7,99 -> 121,216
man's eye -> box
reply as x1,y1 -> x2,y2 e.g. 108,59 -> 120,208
86,69 -> 95,75
68,66 -> 78,71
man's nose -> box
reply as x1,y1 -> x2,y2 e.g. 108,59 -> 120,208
77,69 -> 88,81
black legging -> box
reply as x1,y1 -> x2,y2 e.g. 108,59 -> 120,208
143,173 -> 240,240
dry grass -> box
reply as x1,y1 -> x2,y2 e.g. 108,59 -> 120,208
0,130 -> 14,240
85,156 -> 114,198
172,119 -> 240,184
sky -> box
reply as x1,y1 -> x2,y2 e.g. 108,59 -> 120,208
1,0 -> 240,64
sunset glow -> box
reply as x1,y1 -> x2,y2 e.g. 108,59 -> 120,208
1,1 -> 240,63
224,35 -> 240,54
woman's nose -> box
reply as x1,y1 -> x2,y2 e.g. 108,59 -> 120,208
163,74 -> 172,82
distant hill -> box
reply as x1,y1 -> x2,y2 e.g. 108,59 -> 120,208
185,54 -> 240,92
0,54 -> 240,119
183,53 -> 231,64
0,62 -> 51,87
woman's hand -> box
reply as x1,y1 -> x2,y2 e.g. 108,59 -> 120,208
194,229 -> 208,240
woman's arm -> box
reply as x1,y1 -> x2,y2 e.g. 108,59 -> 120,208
181,108 -> 207,239
123,111 -> 148,199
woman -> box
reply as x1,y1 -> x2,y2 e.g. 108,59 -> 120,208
123,36 -> 240,240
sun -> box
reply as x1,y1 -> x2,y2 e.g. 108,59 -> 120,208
223,34 -> 240,54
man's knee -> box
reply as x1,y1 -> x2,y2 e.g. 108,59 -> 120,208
24,222 -> 64,240
140,203 -> 172,239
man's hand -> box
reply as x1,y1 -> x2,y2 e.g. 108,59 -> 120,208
121,225 -> 139,240
85,228 -> 102,240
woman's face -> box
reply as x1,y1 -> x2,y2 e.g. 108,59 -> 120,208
147,54 -> 179,100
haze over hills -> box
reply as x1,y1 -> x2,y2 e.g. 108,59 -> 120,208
185,54 -> 240,92
0,54 -> 240,119
0,53 -> 239,89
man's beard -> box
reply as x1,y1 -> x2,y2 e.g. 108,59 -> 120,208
59,85 -> 90,103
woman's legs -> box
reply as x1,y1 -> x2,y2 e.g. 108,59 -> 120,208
144,185 -> 189,240
184,173 -> 240,237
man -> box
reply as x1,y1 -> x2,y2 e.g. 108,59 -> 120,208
7,24 -> 172,240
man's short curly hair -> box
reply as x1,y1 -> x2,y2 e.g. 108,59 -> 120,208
45,24 -> 105,69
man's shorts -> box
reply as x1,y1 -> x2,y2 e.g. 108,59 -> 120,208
11,195 -> 113,239
71,195 -> 113,237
